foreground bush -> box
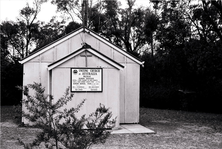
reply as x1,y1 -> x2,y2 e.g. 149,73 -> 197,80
19,82 -> 116,149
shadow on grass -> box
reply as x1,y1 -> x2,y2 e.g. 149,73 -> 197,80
1,106 -> 21,124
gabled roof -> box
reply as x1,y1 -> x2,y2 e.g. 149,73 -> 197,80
20,27 -> 144,65
48,44 -> 124,70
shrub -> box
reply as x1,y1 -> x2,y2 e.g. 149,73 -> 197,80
19,82 -> 116,149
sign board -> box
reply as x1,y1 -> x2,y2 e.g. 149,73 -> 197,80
71,68 -> 103,92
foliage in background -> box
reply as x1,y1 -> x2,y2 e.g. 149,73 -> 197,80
140,0 -> 222,113
1,48 -> 23,105
51,0 -> 148,54
19,82 -> 116,149
1,0 -> 222,113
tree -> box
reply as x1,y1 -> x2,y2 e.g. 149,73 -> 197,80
19,83 -> 116,149
17,0 -> 44,57
179,0 -> 222,43
155,1 -> 191,52
35,17 -> 66,49
51,0 -> 90,25
0,0 -> 44,58
201,0 -> 222,41
1,25 -> 23,105
140,0 -> 222,113
1,21 -> 23,58
65,21 -> 81,34
94,0 -> 147,54
144,9 -> 159,56
1,47 -> 23,105
51,0 -> 148,54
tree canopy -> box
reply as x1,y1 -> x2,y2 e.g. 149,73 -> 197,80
1,0 -> 222,113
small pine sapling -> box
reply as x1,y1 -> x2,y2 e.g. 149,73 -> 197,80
19,82 -> 116,149
20,82 -> 74,148
59,103 -> 116,149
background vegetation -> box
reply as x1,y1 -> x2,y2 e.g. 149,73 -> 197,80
1,0 -> 222,113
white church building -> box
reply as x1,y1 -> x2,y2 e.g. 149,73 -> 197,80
20,27 -> 144,126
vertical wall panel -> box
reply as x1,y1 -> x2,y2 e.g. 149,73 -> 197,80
40,50 -> 54,62
55,40 -> 69,60
22,62 -> 50,124
85,34 -> 112,58
113,50 -> 125,63
51,55 -> 120,127
70,33 -> 84,52
119,69 -> 125,123
124,63 -> 140,123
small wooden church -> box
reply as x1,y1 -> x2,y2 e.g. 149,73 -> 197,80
20,27 -> 144,126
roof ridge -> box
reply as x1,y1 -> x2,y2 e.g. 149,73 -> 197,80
48,43 -> 124,70
20,26 -> 143,65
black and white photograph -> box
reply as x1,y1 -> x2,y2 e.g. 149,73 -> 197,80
1,0 -> 222,148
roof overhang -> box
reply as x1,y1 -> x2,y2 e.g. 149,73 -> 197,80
87,29 -> 144,65
20,28 -> 84,64
20,27 -> 144,66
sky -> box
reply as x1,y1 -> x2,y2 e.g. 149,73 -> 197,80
0,0 -> 152,23
0,0 -> 57,22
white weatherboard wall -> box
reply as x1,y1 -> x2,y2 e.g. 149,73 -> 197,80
21,27 -> 143,125
50,50 -> 121,126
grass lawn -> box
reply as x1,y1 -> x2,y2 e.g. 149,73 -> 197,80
1,106 -> 222,149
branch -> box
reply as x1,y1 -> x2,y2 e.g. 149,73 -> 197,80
211,1 -> 222,15
202,0 -> 222,41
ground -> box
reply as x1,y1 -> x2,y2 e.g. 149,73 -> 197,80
1,106 -> 222,149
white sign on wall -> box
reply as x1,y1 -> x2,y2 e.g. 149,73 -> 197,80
71,68 -> 103,92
